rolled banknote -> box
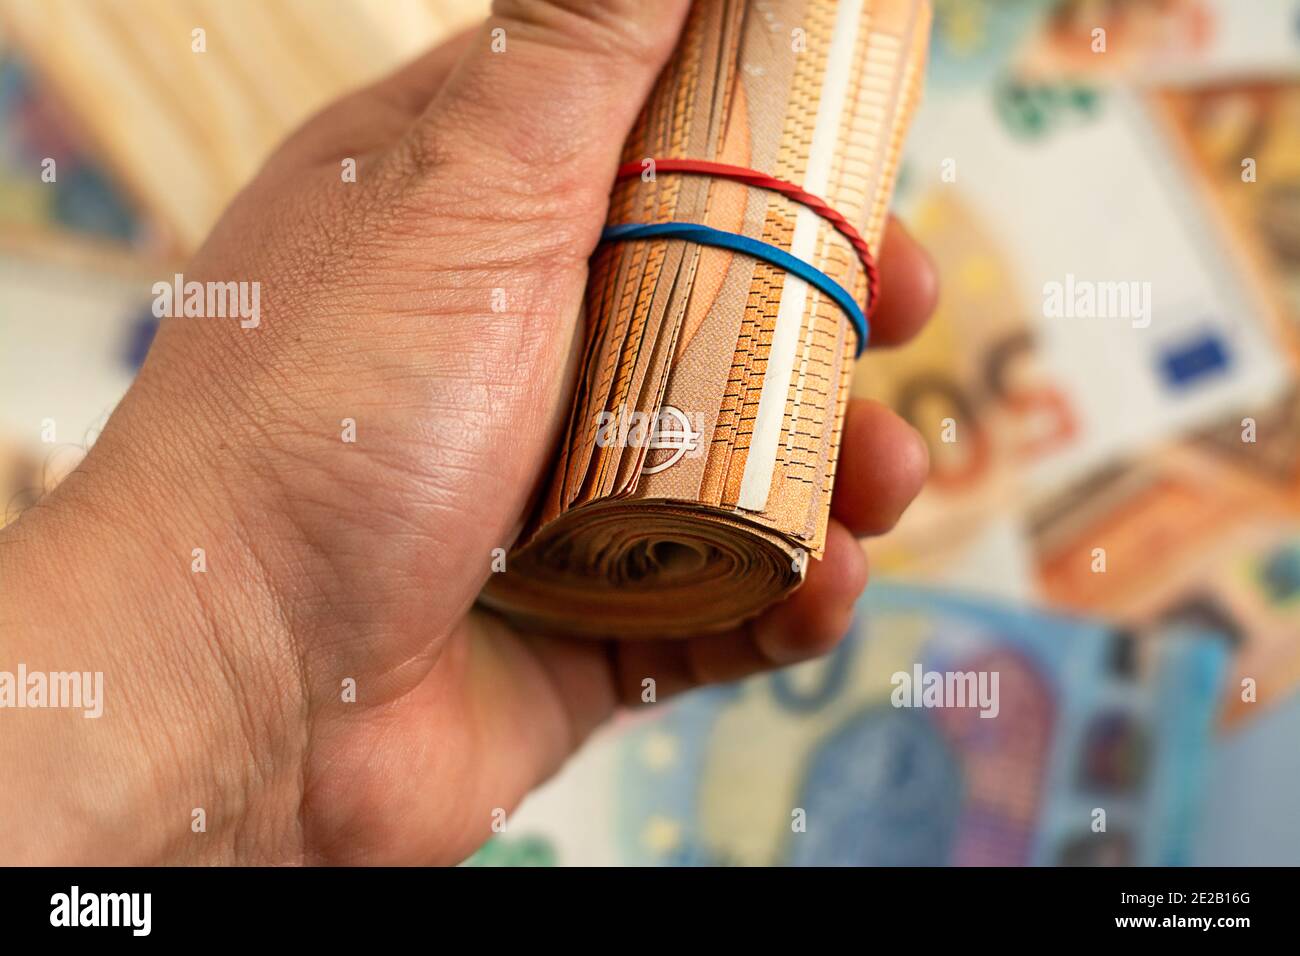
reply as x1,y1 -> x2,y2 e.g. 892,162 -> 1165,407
482,0 -> 932,635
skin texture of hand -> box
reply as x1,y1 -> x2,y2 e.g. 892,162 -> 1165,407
0,0 -> 937,865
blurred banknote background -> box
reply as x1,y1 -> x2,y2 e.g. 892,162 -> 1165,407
1,0 -> 1299,865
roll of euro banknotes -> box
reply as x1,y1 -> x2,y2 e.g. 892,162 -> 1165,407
482,0 -> 931,635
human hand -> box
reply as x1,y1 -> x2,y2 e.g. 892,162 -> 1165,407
0,0 -> 936,865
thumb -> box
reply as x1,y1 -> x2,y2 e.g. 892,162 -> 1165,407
401,0 -> 690,205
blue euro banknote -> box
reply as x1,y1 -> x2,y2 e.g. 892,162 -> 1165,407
472,583 -> 1229,867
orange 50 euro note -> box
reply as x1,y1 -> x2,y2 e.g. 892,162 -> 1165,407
482,0 -> 931,636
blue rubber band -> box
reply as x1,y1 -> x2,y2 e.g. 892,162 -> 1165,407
600,222 -> 869,356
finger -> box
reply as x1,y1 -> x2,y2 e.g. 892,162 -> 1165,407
870,216 -> 939,348
749,521 -> 868,665
401,0 -> 691,200
830,398 -> 930,536
610,521 -> 868,699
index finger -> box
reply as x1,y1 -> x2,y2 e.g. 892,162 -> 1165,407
870,216 -> 939,348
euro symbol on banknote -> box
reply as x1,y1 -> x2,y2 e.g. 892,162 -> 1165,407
643,407 -> 702,476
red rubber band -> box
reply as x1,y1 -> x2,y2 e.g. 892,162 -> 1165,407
614,158 -> 879,314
